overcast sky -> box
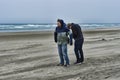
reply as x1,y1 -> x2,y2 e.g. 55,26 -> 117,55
0,0 -> 120,23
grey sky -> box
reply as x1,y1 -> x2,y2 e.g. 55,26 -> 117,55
0,0 -> 120,23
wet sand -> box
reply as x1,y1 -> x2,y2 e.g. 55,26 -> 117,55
0,28 -> 120,80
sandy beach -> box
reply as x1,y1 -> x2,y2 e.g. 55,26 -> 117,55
0,28 -> 120,80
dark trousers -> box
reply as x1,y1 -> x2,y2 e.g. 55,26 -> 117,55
74,39 -> 84,62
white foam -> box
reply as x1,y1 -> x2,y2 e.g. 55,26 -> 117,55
81,24 -> 104,27
14,26 -> 24,29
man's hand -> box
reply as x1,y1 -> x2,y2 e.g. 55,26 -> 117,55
70,42 -> 73,46
54,32 -> 57,43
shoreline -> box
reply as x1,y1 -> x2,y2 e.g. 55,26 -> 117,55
0,27 -> 120,35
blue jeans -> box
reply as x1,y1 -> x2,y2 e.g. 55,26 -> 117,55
58,44 -> 70,65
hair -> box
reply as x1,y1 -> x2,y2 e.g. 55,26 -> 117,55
57,19 -> 64,27
67,23 -> 74,29
67,23 -> 72,29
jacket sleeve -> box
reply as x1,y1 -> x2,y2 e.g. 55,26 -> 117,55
54,28 -> 57,43
65,27 -> 73,45
68,30 -> 73,45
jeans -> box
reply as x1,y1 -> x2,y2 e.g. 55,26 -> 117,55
58,44 -> 69,65
74,39 -> 84,62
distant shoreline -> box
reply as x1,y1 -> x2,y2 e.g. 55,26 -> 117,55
0,23 -> 120,25
0,27 -> 120,36
0,23 -> 120,32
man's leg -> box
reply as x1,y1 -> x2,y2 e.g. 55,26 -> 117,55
58,44 -> 64,65
79,48 -> 84,62
79,39 -> 84,63
62,44 -> 70,65
74,40 -> 80,63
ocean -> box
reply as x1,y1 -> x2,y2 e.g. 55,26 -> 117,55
0,23 -> 120,32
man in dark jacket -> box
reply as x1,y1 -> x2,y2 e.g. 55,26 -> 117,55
67,23 -> 84,64
54,19 -> 72,67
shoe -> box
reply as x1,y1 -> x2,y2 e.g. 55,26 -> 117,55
64,64 -> 70,67
57,63 -> 64,66
74,61 -> 82,64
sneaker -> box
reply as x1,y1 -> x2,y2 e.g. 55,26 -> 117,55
64,64 -> 70,67
74,61 -> 82,64
57,63 -> 64,66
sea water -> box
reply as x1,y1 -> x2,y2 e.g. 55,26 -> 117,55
0,23 -> 120,32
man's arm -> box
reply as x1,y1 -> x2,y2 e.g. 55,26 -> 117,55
54,28 -> 57,43
68,30 -> 73,45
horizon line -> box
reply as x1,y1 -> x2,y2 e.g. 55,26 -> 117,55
0,22 -> 120,25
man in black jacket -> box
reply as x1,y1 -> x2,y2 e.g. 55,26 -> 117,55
67,23 -> 84,64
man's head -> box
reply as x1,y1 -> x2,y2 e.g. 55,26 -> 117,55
67,23 -> 73,29
57,19 -> 64,28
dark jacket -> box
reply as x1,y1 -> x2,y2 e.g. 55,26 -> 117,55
71,23 -> 84,40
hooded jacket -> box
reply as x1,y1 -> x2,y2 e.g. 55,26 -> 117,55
54,20 -> 72,45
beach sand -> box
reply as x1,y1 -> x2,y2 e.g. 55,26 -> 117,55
0,28 -> 120,80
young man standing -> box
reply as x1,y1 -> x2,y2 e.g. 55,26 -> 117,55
54,19 -> 72,67
67,23 -> 84,64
